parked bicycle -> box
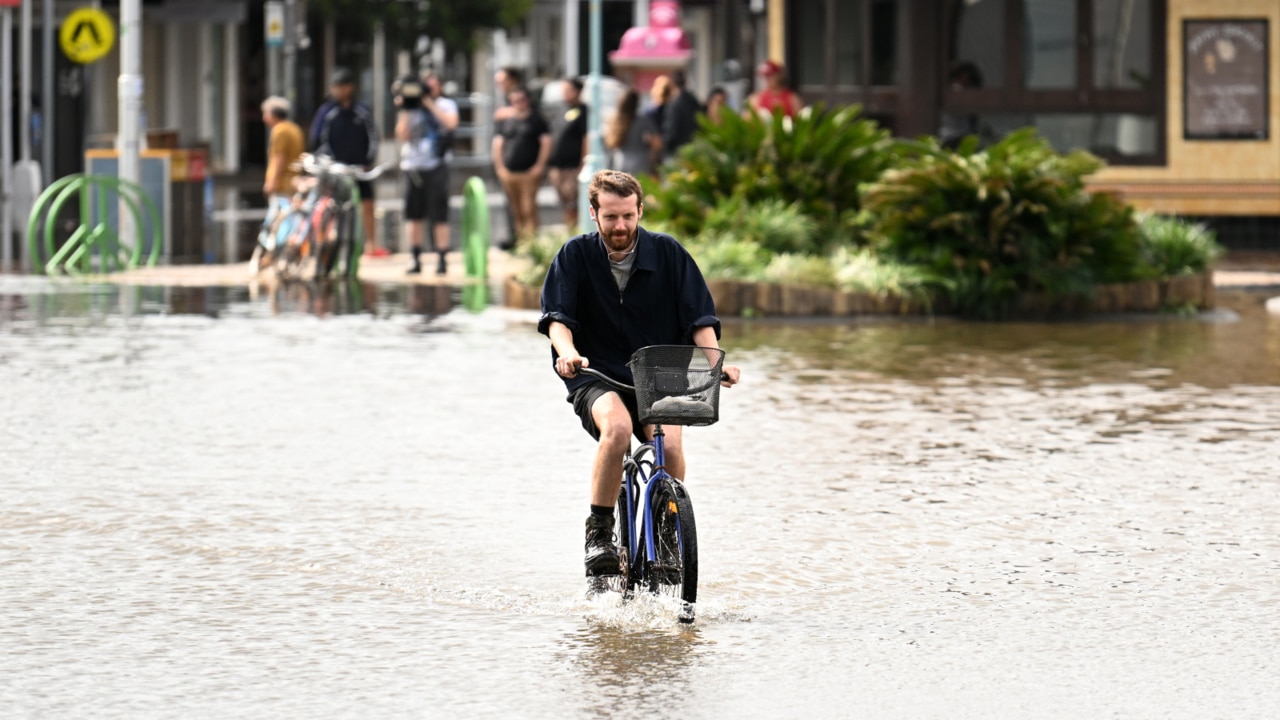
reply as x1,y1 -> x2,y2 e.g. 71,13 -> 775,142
578,344 -> 728,624
251,154 -> 386,281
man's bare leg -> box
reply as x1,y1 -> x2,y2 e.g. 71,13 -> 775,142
590,393 -> 633,506
362,198 -> 377,253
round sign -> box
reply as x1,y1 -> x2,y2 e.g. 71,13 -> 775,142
60,8 -> 116,65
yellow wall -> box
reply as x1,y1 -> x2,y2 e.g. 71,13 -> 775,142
1091,0 -> 1280,214
768,0 -> 785,63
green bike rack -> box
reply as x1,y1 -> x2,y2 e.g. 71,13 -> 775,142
26,174 -> 163,275
461,176 -> 489,280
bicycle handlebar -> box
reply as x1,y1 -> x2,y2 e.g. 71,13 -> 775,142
293,153 -> 391,182
577,367 -> 635,394
575,366 -> 731,395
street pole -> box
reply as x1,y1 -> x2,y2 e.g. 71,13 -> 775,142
42,0 -> 54,186
577,0 -> 604,233
283,0 -> 297,106
119,0 -> 143,254
1,8 -> 12,270
19,0 -> 31,162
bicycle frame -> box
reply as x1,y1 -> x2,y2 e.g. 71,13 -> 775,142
620,425 -> 676,578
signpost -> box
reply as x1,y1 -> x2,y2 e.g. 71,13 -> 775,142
1,5 -> 13,268
60,6 -> 115,64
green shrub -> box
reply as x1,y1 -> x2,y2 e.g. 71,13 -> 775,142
762,253 -> 839,288
644,105 -> 899,251
860,129 -> 1143,318
701,198 -> 819,255
1138,214 -> 1224,277
684,234 -> 770,282
832,248 -> 940,303
514,230 -> 568,287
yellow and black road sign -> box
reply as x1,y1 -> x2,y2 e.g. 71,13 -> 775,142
60,7 -> 116,65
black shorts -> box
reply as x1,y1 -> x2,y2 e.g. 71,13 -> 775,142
570,381 -> 646,442
354,179 -> 375,203
404,166 -> 449,223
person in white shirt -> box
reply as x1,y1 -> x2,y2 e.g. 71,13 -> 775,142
395,72 -> 459,275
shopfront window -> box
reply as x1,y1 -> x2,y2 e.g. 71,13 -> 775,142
1093,0 -> 1154,89
789,0 -> 897,91
943,0 -> 1165,164
1024,0 -> 1077,88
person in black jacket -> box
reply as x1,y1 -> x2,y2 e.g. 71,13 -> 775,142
311,68 -> 384,256
662,70 -> 702,158
538,170 -> 741,577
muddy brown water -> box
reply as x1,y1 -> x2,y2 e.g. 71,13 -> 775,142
2,278 -> 1278,718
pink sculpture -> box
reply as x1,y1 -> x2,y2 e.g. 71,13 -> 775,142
609,0 -> 692,94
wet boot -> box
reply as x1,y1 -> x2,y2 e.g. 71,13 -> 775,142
584,514 -> 621,577
435,250 -> 448,276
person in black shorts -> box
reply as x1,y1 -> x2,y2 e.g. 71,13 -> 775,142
396,72 -> 459,275
538,170 -> 742,577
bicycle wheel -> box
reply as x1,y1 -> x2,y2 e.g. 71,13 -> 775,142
648,478 -> 698,614
313,205 -> 341,281
614,482 -> 637,594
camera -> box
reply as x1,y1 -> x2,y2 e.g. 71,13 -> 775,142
393,75 -> 425,110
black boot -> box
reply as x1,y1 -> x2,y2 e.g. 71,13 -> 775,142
584,514 -> 621,577
407,245 -> 422,275
435,250 -> 448,276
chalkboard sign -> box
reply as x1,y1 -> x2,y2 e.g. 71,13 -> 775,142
1184,19 -> 1269,140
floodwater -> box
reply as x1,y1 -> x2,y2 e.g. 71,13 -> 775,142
2,277 -> 1279,718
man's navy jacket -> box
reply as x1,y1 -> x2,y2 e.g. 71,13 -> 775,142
538,227 -> 720,395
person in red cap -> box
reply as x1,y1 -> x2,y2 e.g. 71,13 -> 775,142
747,60 -> 803,119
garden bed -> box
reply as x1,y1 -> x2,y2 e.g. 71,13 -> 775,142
504,271 -> 1213,318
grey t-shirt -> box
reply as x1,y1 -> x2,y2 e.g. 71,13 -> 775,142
609,246 -> 638,292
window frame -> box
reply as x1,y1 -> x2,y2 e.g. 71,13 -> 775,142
941,0 -> 1168,166
788,0 -> 903,123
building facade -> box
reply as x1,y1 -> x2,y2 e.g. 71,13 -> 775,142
767,0 -> 1280,242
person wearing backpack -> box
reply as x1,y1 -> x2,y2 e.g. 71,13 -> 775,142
396,72 -> 459,275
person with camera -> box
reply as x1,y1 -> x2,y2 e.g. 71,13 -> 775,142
395,72 -> 459,275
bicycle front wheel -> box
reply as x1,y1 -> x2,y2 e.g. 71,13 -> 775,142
649,479 -> 698,611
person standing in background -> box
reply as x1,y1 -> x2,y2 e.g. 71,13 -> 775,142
747,60 -> 803,119
261,96 -> 304,204
493,86 -> 551,242
604,89 -> 659,177
644,75 -> 673,169
547,77 -> 589,230
662,70 -> 702,158
493,66 -> 524,123
705,87 -> 728,123
397,72 -> 459,275
312,68 -> 384,256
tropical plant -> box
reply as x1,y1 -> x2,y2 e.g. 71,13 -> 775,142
685,236 -> 770,281
761,253 -> 839,288
643,105 -> 899,251
1137,214 -> 1224,277
860,129 -> 1143,318
513,230 -> 568,287
832,248 -> 941,302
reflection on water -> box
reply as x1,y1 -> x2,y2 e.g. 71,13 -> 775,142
1,277 -> 1279,718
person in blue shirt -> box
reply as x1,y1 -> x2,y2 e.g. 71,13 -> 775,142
538,170 -> 742,578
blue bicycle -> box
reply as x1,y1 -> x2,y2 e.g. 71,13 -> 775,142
578,345 -> 727,623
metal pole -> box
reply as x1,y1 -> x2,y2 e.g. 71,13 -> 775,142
19,0 -> 31,161
119,0 -> 143,250
2,9 -> 12,270
42,0 -> 54,185
577,0 -> 604,232
283,0 -> 297,106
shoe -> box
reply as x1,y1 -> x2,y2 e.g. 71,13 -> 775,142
371,246 -> 391,258
584,514 -> 621,577
406,265 -> 422,275
435,255 -> 447,275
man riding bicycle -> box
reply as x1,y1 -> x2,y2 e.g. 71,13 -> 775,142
538,170 -> 742,577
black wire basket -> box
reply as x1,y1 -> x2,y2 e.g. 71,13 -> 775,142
628,345 -> 725,426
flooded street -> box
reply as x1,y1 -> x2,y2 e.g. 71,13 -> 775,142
2,277 -> 1279,718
